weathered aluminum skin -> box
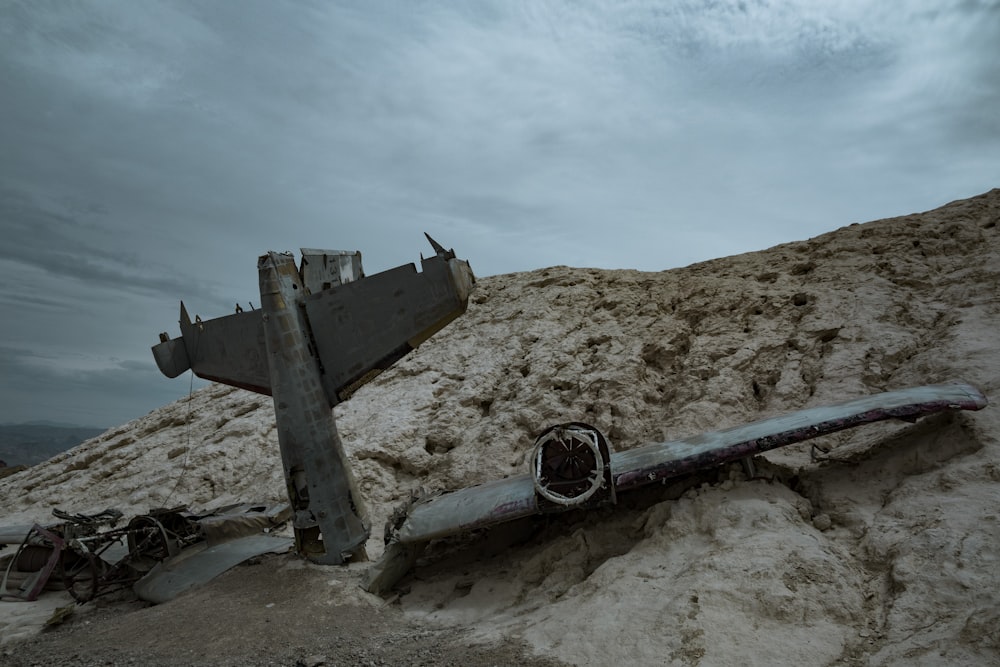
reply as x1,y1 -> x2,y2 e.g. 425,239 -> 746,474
299,249 -> 363,293
400,475 -> 538,542
153,249 -> 363,388
612,381 -> 985,489
258,251 -> 369,564
150,336 -> 191,380
152,238 -> 475,566
133,534 -> 293,604
151,244 -> 475,406
172,305 -> 269,394
305,253 -> 473,403
0,524 -> 33,545
396,382 -> 987,543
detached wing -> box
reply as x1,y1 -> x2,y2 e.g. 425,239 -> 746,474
394,382 -> 988,543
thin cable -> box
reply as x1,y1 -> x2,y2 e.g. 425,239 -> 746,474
160,369 -> 197,508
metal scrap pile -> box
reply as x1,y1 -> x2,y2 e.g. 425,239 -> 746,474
0,503 -> 291,604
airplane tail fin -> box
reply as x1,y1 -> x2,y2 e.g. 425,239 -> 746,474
153,241 -> 475,403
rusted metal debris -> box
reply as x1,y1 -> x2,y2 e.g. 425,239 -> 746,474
532,423 -> 616,511
364,381 -> 987,593
0,504 -> 291,603
142,240 -> 989,596
152,236 -> 474,565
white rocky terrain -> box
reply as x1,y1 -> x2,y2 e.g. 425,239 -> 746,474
2,189 -> 998,665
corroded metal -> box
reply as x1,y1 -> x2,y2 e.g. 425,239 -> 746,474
258,250 -> 368,563
392,382 -> 988,545
299,249 -> 363,293
152,237 -> 475,564
1,505 -> 292,603
0,525 -> 65,602
611,381 -> 987,490
532,422 -> 615,509
152,240 -> 474,406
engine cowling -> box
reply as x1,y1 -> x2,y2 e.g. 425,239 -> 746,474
531,422 -> 615,511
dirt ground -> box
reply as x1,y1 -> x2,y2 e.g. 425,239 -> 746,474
2,553 -> 568,667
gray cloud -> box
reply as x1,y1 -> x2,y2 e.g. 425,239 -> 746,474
0,186 -> 229,303
0,0 -> 997,427
0,344 -> 206,427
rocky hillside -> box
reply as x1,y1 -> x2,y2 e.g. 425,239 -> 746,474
2,189 -> 998,665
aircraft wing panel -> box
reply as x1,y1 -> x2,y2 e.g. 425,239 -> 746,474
394,382 -> 987,544
305,255 -> 470,402
398,475 -> 536,543
188,307 -> 270,394
612,381 -> 987,489
0,524 -> 33,545
133,534 -> 293,604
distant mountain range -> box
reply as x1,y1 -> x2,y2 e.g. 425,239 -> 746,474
0,423 -> 106,468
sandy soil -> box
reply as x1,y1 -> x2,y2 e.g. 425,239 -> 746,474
3,554 -> 567,667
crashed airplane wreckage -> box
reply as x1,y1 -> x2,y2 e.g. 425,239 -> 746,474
152,235 -> 475,566
369,382 -> 987,591
0,504 -> 291,604
140,237 -> 987,595
0,237 -> 476,606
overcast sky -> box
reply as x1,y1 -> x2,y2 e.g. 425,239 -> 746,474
1,0 -> 998,428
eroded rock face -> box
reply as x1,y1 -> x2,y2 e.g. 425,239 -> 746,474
2,189 -> 999,665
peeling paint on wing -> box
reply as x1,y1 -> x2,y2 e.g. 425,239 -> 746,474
391,382 -> 987,546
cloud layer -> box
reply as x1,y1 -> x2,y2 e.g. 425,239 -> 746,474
1,0 -> 997,426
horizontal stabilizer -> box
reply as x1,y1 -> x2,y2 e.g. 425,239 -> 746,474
150,302 -> 271,394
152,245 -> 475,404
306,252 -> 473,402
184,303 -> 271,394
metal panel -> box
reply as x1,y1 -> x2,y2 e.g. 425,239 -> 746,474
398,476 -> 537,543
612,381 -> 987,489
394,382 -> 987,543
0,524 -> 33,545
159,304 -> 271,395
151,337 -> 190,379
258,252 -> 370,564
133,534 -> 293,604
152,252 -> 472,402
304,254 -> 469,402
299,249 -> 363,293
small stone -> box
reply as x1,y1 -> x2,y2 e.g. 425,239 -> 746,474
813,513 -> 833,531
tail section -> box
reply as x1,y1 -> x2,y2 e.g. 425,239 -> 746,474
152,239 -> 475,405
